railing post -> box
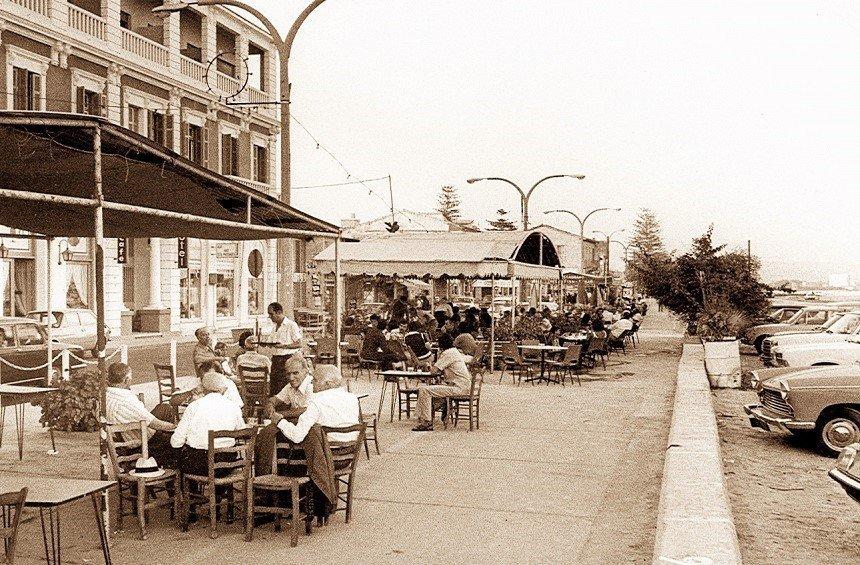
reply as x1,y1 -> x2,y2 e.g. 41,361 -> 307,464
169,339 -> 177,371
61,349 -> 70,380
120,344 -> 128,364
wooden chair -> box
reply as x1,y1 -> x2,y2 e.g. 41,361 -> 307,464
314,336 -> 338,364
520,339 -> 541,363
246,436 -> 312,546
343,335 -> 362,371
607,330 -> 628,354
182,428 -> 257,539
237,365 -> 270,418
154,363 -> 178,419
360,409 -> 379,459
104,420 -> 180,540
356,350 -> 380,381
547,344 -> 584,386
449,372 -> 484,431
588,336 -> 608,370
396,376 -> 419,420
467,342 -> 486,377
0,488 -> 27,565
630,323 -> 641,347
499,342 -> 532,385
322,423 -> 367,523
491,339 -> 511,373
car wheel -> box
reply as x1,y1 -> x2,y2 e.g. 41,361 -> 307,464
815,408 -> 860,457
753,335 -> 768,355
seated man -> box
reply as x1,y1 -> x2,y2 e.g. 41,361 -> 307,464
404,322 -> 432,362
268,355 -> 314,411
609,311 -> 634,339
452,331 -> 477,363
269,366 -> 360,444
192,326 -> 227,379
236,336 -> 272,373
170,372 -> 246,477
105,362 -> 177,467
197,360 -> 245,408
412,333 -> 471,432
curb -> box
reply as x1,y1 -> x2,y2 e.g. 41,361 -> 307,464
653,344 -> 742,565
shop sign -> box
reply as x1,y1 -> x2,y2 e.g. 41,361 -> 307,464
117,238 -> 127,264
248,249 -> 263,278
178,237 -> 188,268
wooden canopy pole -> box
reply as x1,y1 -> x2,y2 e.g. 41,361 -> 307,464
489,274 -> 495,372
334,236 -> 342,371
45,237 -> 53,382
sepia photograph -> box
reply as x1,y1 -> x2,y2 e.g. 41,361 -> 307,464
0,1 -> 857,563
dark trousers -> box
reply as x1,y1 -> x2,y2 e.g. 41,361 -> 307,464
270,355 -> 289,397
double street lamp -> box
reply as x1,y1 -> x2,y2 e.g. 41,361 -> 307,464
593,229 -> 626,292
154,0 -> 328,314
466,174 -> 585,230
544,207 -> 620,274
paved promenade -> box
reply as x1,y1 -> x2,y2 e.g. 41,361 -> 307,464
1,311 -> 683,564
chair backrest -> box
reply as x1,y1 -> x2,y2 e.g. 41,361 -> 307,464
521,339 -> 541,359
315,336 -> 337,357
492,340 -> 511,357
345,334 -> 362,353
153,364 -> 176,405
589,336 -> 607,354
563,344 -> 583,364
321,423 -> 366,474
468,371 -> 483,400
0,487 -> 27,563
272,436 -> 308,476
104,420 -> 149,477
206,428 -> 257,481
238,364 -> 269,400
501,341 -> 522,362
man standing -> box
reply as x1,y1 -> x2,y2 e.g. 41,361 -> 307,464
391,289 -> 409,323
192,327 -> 226,379
262,302 -> 303,397
412,333 -> 472,432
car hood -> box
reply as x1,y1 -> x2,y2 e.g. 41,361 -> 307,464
766,365 -> 860,390
748,323 -> 797,335
770,333 -> 846,348
777,340 -> 860,353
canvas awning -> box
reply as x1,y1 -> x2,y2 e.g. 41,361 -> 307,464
0,112 -> 340,241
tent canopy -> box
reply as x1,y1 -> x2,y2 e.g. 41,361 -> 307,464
0,112 -> 340,241
315,231 -> 563,280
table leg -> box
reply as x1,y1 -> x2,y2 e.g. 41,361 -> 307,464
39,506 -> 61,565
389,378 -> 396,423
14,402 -> 25,460
540,352 -> 547,384
0,405 -> 5,448
91,492 -> 113,565
376,379 -> 387,424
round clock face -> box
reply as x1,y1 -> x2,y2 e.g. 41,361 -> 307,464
205,51 -> 251,102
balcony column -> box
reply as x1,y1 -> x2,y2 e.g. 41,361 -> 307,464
105,62 -> 123,125
200,10 -> 217,67
168,86 -> 182,153
50,0 -> 70,30
235,34 -> 249,102
267,128 -> 278,196
264,47 -> 277,96
162,12 -> 181,72
137,237 -> 170,332
101,0 -> 121,49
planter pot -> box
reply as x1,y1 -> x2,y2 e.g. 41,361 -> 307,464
703,339 -> 741,388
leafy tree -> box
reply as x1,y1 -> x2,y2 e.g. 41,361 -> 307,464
436,185 -> 462,223
487,209 -> 517,231
637,226 -> 769,336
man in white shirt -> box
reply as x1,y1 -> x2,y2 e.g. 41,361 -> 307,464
412,333 -> 472,432
105,362 -> 178,467
262,302 -> 303,397
269,368 -> 360,444
170,372 -> 246,477
236,336 -> 272,372
609,312 -> 635,339
268,355 -> 314,410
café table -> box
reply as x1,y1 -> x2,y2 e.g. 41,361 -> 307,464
376,370 -> 437,422
517,344 -> 567,384
0,473 -> 115,565
0,384 -> 58,459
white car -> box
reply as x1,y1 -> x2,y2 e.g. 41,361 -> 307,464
773,335 -> 860,367
763,312 -> 860,365
27,308 -> 110,355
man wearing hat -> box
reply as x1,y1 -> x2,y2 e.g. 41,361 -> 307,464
170,372 -> 245,477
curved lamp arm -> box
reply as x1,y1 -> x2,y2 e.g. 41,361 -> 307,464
476,177 -> 526,199
194,0 -> 288,49
526,175 -> 573,200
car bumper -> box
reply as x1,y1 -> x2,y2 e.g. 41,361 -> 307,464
829,468 -> 860,503
743,404 -> 815,432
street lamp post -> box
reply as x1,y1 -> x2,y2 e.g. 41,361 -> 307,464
154,0 -> 327,315
593,229 -> 625,302
544,207 -> 621,271
466,174 -> 585,230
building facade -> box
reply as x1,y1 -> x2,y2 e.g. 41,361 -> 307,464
0,0 -> 285,335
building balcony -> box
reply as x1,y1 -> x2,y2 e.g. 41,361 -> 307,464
9,0 -> 49,17
226,175 -> 277,198
67,3 -> 107,40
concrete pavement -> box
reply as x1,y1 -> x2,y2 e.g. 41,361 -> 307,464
1,311 -> 684,564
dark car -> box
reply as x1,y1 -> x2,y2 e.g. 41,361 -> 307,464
0,317 -> 86,386
829,443 -> 860,503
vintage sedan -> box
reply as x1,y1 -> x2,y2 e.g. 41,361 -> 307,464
745,364 -> 860,456
761,311 -> 860,365
829,443 -> 860,503
741,305 -> 848,354
27,308 -> 110,355
772,336 -> 860,367
0,317 -> 86,385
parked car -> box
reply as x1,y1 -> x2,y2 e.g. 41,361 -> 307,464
27,308 -> 110,355
772,335 -> 860,367
762,311 -> 860,365
829,443 -> 860,503
0,317 -> 86,385
740,305 -> 849,354
744,364 -> 860,456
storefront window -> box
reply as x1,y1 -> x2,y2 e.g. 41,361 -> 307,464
66,262 -> 90,308
216,274 -> 234,317
248,275 -> 263,315
180,239 -> 202,319
212,243 -> 238,318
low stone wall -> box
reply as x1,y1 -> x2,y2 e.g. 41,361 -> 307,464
653,344 -> 742,565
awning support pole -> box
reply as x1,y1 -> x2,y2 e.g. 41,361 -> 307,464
334,236 -> 342,372
511,275 -> 517,331
46,237 -> 52,384
246,195 -> 252,224
93,125 -> 109,537
489,274 -> 495,372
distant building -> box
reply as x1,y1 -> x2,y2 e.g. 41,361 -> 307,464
828,273 -> 854,289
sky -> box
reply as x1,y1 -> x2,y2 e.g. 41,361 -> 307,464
247,0 -> 859,283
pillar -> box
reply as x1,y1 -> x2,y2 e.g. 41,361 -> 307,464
200,10 -> 217,66
163,12 -> 181,72
137,238 -> 170,332
105,62 -> 123,125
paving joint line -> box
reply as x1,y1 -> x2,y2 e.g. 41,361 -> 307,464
355,495 -> 596,519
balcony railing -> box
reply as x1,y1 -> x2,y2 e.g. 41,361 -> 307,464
121,28 -> 169,67
9,0 -> 48,16
180,55 -> 207,83
227,175 -> 275,196
215,71 -> 240,97
247,87 -> 271,105
68,4 -> 107,41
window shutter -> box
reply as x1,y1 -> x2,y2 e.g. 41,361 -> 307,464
181,121 -> 189,158
31,73 -> 42,111
220,133 -> 230,174
147,110 -> 154,141
231,137 -> 239,176
201,123 -> 209,169
76,87 -> 85,114
12,68 -> 26,110
98,91 -> 106,117
164,112 -> 174,150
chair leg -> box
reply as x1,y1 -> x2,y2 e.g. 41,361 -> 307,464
181,476 -> 189,532
468,400 -> 474,431
245,487 -> 254,542
136,479 -> 147,540
117,484 -> 125,531
372,417 -> 380,454
209,483 -> 217,539
363,433 -> 371,459
345,476 -> 354,524
290,483 -> 300,547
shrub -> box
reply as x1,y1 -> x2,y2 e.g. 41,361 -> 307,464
39,369 -> 101,432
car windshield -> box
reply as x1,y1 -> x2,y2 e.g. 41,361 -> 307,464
826,313 -> 860,334
786,309 -> 826,325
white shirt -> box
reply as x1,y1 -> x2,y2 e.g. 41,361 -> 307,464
106,387 -> 155,427
610,318 -> 634,338
274,374 -> 314,408
434,347 -> 471,391
276,387 -> 360,444
170,392 -> 245,450
602,310 -> 614,323
236,350 -> 272,372
262,318 -> 303,356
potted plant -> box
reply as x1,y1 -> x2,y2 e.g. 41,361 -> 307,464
697,304 -> 747,388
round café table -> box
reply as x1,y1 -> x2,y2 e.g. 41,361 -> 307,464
517,344 -> 567,384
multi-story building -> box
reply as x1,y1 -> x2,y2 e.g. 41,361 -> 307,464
0,0 -> 285,336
